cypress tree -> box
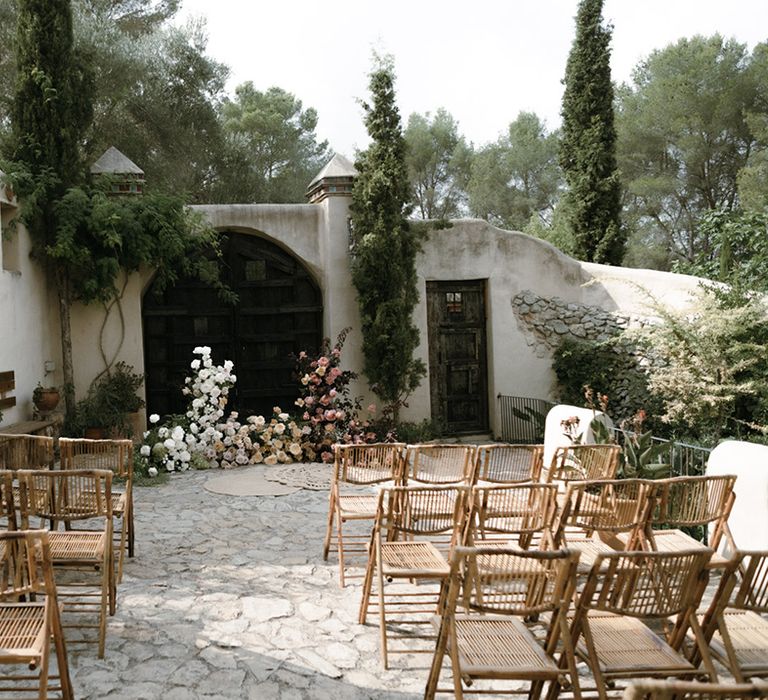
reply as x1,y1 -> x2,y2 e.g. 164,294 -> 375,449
12,0 -> 94,417
560,0 -> 624,264
350,59 -> 425,421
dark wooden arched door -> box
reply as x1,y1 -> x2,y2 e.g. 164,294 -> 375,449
142,232 -> 322,419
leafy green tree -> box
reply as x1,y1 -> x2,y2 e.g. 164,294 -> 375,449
674,208 -> 768,294
617,36 -> 759,266
11,0 -> 94,415
404,108 -> 472,219
1,1 -> 228,198
737,41 -> 768,212
350,58 -> 425,420
468,111 -> 561,232
210,83 -> 330,203
560,0 -> 623,264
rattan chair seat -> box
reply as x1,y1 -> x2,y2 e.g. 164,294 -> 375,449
708,610 -> 768,674
577,611 -> 697,675
618,530 -> 729,567
450,614 -> 560,677
380,541 -> 450,578
0,603 -> 47,661
567,537 -> 618,572
337,494 -> 379,518
46,531 -> 107,561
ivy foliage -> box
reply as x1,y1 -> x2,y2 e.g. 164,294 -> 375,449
350,58 -> 425,416
560,0 -> 623,264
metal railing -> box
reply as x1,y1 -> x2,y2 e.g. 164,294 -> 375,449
497,394 -> 711,475
496,394 -> 555,444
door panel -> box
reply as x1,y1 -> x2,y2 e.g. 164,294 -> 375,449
143,232 -> 322,419
427,280 -> 489,435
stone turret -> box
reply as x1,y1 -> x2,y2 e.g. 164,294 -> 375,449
90,146 -> 145,195
306,153 -> 356,203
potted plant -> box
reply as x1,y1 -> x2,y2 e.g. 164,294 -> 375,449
33,383 -> 60,413
64,363 -> 145,438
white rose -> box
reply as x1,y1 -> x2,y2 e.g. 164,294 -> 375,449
163,438 -> 175,450
190,359 -> 201,370
274,423 -> 286,435
189,423 -> 199,434
149,414 -> 160,424
140,445 -> 151,457
279,412 -> 289,421
223,360 -> 234,371
180,450 -> 191,462
148,467 -> 158,477
171,426 -> 184,442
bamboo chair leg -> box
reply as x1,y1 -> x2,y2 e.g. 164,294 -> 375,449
582,619 -> 608,700
99,567 -> 109,659
127,496 -> 135,558
377,558 -> 389,668
424,626 -> 448,700
358,548 -> 375,625
716,615 -> 745,682
38,625 -> 50,700
448,621 -> 464,700
336,513 -> 346,587
117,514 -> 127,584
51,606 -> 73,700
687,612 -> 718,682
559,613 -> 582,700
322,495 -> 335,561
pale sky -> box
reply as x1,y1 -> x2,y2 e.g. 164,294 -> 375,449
176,0 -> 768,158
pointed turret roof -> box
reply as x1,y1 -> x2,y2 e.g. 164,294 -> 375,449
306,154 -> 356,203
90,146 -> 144,175
307,154 -> 356,190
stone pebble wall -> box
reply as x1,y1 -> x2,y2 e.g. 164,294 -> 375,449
511,290 -> 650,421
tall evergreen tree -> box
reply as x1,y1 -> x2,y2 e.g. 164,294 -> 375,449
560,0 -> 623,264
12,0 -> 93,416
350,59 -> 425,420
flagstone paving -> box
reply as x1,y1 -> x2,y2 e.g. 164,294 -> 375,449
68,467 -> 428,699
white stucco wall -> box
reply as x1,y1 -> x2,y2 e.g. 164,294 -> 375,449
2,188 -> 711,436
0,198 -> 61,427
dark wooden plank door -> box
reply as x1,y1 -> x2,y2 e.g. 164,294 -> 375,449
142,232 -> 322,419
427,280 -> 489,435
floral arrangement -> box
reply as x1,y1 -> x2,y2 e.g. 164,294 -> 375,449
138,413 -> 198,475
294,328 -> 379,462
215,408 -> 308,467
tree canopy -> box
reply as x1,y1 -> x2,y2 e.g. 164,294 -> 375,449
209,83 -> 330,203
404,108 -> 472,220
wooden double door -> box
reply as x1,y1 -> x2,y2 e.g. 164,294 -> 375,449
427,280 -> 489,435
142,232 -> 322,419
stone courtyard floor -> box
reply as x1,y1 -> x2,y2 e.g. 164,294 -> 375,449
68,467 -> 430,699
64,466 -> 729,700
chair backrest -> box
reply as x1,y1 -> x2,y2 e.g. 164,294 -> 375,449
0,530 -> 57,600
622,679 -> 768,699
447,546 -> 580,617
17,469 -> 113,526
0,471 -> 16,529
405,444 -> 476,485
474,444 -> 544,483
717,550 -> 768,615
651,475 -> 736,529
579,549 -> 713,620
467,483 -> 559,543
547,444 -> 621,484
59,437 -> 133,479
555,479 -> 655,545
332,442 -> 404,486
377,485 -> 470,540
0,434 -> 54,470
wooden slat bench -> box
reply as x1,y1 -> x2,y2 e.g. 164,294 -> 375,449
0,419 -> 58,436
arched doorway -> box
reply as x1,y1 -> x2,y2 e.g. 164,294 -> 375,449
142,232 -> 322,419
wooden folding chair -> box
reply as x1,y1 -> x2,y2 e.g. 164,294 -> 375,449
697,550 -> 768,681
17,469 -> 115,658
554,479 -> 655,573
546,444 -> 621,486
403,444 -> 477,486
634,475 -> 738,568
0,530 -> 73,700
0,434 -> 55,513
59,438 -> 134,583
623,679 -> 768,699
564,549 -> 718,700
322,442 -> 405,587
425,546 -> 582,699
358,485 -> 469,668
464,483 -> 559,550
474,444 -> 544,484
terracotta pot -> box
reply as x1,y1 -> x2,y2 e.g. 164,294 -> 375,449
33,389 -> 60,413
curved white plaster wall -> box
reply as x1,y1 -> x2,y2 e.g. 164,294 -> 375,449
707,440 -> 768,552
543,404 -> 613,469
